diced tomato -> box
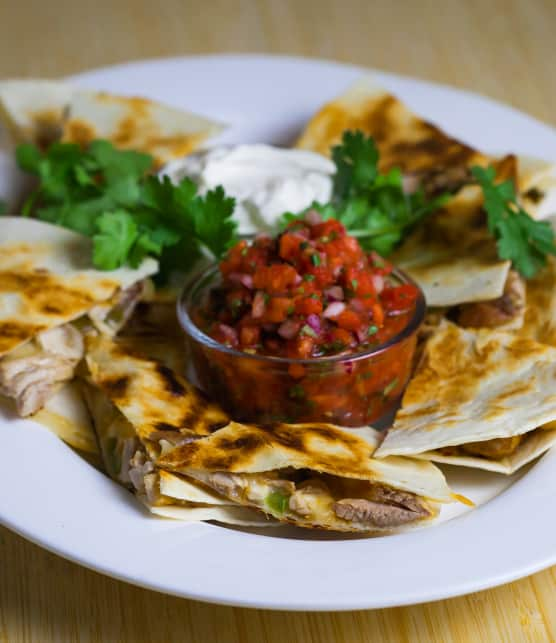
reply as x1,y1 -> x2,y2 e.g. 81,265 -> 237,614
294,296 -> 323,316
279,233 -> 305,262
371,303 -> 385,326
311,219 -> 345,241
253,264 -> 299,294
263,297 -> 294,323
381,284 -> 419,313
239,326 -> 260,347
330,327 -> 353,347
220,240 -> 248,275
335,310 -> 362,331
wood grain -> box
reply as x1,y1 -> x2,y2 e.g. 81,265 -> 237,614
1,0 -> 556,640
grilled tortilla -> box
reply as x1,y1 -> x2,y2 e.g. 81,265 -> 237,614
62,90 -> 224,168
0,217 -> 157,356
376,321 -> 556,473
158,421 -> 456,533
83,336 -> 274,526
296,75 -> 489,184
0,80 -> 225,165
0,217 -> 156,416
85,334 -> 228,452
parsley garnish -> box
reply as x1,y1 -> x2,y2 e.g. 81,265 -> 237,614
15,140 -> 238,277
311,254 -> 321,267
472,165 -> 556,278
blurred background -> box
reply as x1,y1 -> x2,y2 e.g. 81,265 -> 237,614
0,0 -> 555,126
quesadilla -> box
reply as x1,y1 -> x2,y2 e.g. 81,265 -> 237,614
0,80 -> 225,166
296,75 -> 489,189
83,335 -> 276,526
158,421 -> 457,533
62,90 -> 224,168
375,320 -> 556,473
0,217 -> 157,415
84,334 -> 228,451
0,79 -> 72,148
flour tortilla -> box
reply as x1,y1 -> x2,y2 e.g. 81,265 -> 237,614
0,79 -> 72,147
62,90 -> 225,167
85,334 -> 229,449
158,421 -> 456,533
376,321 -> 556,471
0,217 -> 157,357
518,156 -> 556,220
0,380 -> 98,454
83,366 -> 273,527
518,256 -> 556,346
296,75 -> 488,176
0,80 -> 225,166
410,427 -> 556,475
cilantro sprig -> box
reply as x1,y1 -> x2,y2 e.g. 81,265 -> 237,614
13,140 -> 238,277
472,165 -> 556,278
282,130 -> 448,256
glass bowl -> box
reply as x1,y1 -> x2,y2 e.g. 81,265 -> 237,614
178,265 -> 425,427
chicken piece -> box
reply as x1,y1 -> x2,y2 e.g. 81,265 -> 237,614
456,270 -> 526,329
461,435 -> 523,459
288,478 -> 330,517
0,355 -> 76,416
128,448 -> 155,493
0,323 -> 84,416
333,496 -> 429,528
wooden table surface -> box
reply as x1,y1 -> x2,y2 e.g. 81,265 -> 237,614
1,1 -> 556,641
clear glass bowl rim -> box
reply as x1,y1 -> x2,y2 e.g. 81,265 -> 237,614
177,263 -> 426,366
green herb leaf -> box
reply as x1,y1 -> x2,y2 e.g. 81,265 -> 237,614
472,165 -> 556,278
93,211 -> 139,270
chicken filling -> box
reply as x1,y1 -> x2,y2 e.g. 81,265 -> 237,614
0,324 -> 84,416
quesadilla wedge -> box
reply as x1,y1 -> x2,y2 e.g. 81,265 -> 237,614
375,321 -> 556,473
0,217 -> 157,415
84,334 -> 228,451
83,335 -> 276,526
158,421 -> 457,533
0,80 -> 225,166
296,75 -> 489,188
62,90 -> 225,168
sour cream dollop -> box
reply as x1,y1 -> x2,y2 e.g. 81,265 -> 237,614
160,144 -> 335,235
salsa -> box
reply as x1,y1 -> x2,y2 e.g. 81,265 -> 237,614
198,214 -> 419,357
186,212 -> 423,426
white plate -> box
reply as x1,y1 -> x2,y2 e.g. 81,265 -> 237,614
2,55 -> 556,611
